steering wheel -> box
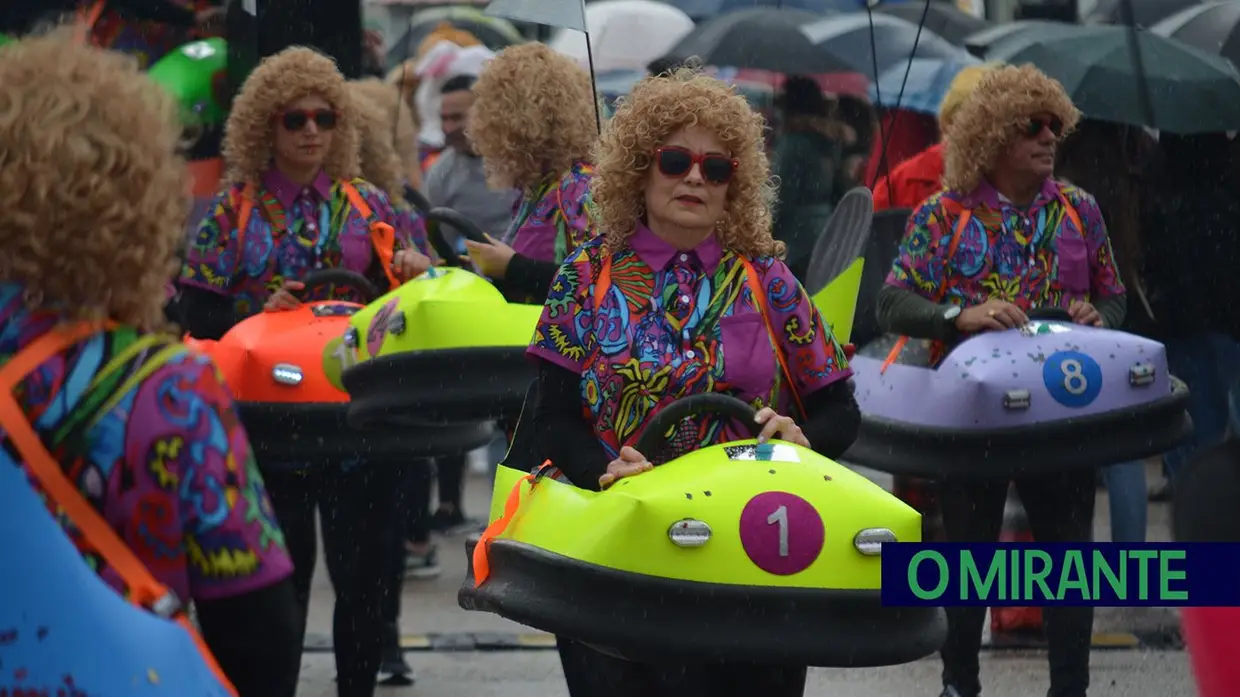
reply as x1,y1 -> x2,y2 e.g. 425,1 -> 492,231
403,185 -> 432,216
633,393 -> 765,459
295,269 -> 383,305
426,206 -> 488,268
1027,307 -> 1073,322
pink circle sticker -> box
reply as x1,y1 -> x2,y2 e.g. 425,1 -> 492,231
367,298 -> 400,356
738,491 -> 824,576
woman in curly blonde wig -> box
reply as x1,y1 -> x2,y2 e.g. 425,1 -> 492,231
524,69 -> 859,696
878,63 -> 1126,697
0,29 -> 300,697
461,42 -> 600,304
178,46 -> 429,697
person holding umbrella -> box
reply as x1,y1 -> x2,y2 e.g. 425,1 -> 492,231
877,64 -> 1127,697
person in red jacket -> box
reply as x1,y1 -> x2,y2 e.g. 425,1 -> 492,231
872,64 -> 998,212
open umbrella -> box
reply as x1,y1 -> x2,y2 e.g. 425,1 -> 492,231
549,0 -> 695,73
988,24 -> 1240,133
1152,1 -> 1240,68
962,19 -> 1078,59
1086,0 -> 1204,27
665,0 -> 852,22
386,5 -> 523,68
802,13 -> 963,79
658,8 -> 854,74
876,1 -> 992,45
867,54 -> 981,114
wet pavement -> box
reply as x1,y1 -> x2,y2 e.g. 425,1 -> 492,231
295,460 -> 1195,696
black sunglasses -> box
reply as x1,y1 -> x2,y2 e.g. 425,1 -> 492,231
654,146 -> 738,185
280,108 -> 337,132
1024,116 -> 1064,139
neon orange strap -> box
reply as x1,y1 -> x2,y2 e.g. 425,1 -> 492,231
234,182 -> 401,291
593,255 -> 805,420
472,461 -> 555,587
0,324 -> 237,697
879,194 -> 1084,374
341,181 -> 400,291
74,0 -> 106,45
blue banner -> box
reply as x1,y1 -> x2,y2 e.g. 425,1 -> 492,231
880,543 -> 1240,607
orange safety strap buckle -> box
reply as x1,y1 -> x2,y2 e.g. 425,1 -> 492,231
0,323 -> 238,697
472,461 -> 557,587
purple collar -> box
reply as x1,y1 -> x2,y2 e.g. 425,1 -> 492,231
262,168 -> 334,211
959,177 -> 1062,210
629,220 -> 724,274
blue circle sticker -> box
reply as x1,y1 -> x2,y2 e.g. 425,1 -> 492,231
1042,351 -> 1103,408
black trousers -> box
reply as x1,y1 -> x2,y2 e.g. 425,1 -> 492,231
938,470 -> 1096,697
556,638 -> 807,697
381,460 -> 434,643
265,464 -> 392,697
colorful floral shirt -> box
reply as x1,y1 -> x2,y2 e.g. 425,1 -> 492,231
0,283 -> 293,603
501,160 -> 597,265
887,178 -> 1125,363
528,223 -> 853,462
180,169 -> 408,319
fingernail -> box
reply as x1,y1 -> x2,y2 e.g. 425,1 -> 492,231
757,435 -> 766,444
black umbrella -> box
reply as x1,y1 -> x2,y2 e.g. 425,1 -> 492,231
876,1 -> 992,45
659,8 -> 854,74
1152,1 -> 1240,67
663,0 -> 852,22
801,12 -> 965,79
962,19 -> 1079,59
987,23 -> 1240,133
1086,0 -> 1204,27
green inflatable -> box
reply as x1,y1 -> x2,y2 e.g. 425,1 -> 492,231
147,37 -> 228,147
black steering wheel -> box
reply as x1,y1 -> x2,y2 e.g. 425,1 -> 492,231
403,185 -> 432,217
633,393 -> 764,459
426,206 -> 488,269
296,269 -> 383,304
1027,307 -> 1073,322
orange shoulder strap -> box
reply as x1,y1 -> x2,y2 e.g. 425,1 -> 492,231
1057,193 -> 1084,238
593,255 -> 804,419
342,182 -> 400,290
880,201 -> 970,374
74,0 -> 106,44
0,324 -> 237,697
235,184 -> 256,257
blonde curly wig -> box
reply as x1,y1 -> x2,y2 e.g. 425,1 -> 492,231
594,69 -> 782,259
0,29 -> 187,330
349,86 -> 405,200
942,64 -> 1080,193
351,77 -> 421,184
223,46 -> 360,188
467,42 -> 597,192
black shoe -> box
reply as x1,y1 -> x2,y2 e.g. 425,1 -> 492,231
1150,480 -> 1172,502
430,506 -> 466,533
377,648 -> 414,687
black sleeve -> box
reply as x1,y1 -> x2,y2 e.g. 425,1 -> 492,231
499,254 -> 559,304
179,286 -> 240,341
797,379 -> 860,460
533,360 -> 611,491
195,578 -> 302,697
876,284 -> 961,341
107,0 -> 197,26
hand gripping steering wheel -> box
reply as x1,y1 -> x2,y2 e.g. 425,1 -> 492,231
633,393 -> 766,459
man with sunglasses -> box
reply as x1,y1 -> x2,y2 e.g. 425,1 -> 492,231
876,65 -> 1127,697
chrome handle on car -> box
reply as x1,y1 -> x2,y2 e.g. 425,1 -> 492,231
1003,389 -> 1031,410
272,363 -> 304,386
1129,363 -> 1156,387
668,519 -> 712,548
853,528 -> 897,556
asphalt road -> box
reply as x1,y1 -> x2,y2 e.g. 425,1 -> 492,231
295,461 -> 1196,696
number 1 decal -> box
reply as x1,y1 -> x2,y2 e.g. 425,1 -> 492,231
766,505 -> 790,557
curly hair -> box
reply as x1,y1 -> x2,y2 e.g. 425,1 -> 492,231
0,29 -> 187,330
467,42 -> 597,192
348,87 -> 405,200
222,46 -> 359,188
942,64 -> 1080,193
351,78 -> 421,182
593,69 -> 782,258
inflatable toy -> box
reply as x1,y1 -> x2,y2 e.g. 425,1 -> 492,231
342,208 -> 542,428
148,38 -> 228,156
1174,438 -> 1240,697
185,269 -> 491,465
459,391 -> 947,667
845,308 -> 1192,476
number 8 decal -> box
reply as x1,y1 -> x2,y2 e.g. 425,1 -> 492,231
1042,351 -> 1102,408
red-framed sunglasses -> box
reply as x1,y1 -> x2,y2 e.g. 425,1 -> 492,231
279,108 -> 337,132
654,146 -> 738,185
1024,116 -> 1064,139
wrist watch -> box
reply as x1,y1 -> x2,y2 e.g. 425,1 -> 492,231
943,305 -> 961,323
